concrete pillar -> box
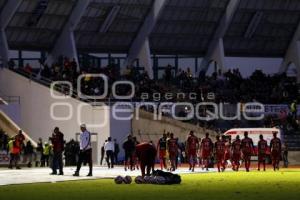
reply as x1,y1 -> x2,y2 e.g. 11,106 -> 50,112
46,0 -> 90,66
199,0 -> 240,73
280,16 -> 300,83
123,0 -> 167,76
0,0 -> 22,66
137,39 -> 153,78
280,41 -> 300,83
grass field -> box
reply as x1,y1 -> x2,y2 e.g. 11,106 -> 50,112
0,169 -> 300,200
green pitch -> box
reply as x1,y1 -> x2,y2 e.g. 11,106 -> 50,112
1,169 -> 300,200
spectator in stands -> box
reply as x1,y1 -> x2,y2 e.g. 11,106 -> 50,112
50,127 -> 64,175
24,63 -> 33,74
8,59 -> 16,69
104,137 -> 115,169
290,100 -> 297,120
41,64 -> 51,79
164,64 -> 172,84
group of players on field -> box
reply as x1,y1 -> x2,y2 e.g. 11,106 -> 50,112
157,131 -> 282,172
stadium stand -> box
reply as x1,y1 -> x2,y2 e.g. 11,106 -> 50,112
0,0 -> 300,164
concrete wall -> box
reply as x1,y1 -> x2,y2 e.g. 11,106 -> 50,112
108,110 -> 132,160
0,110 -> 37,146
0,103 -> 21,125
132,110 -> 300,165
0,68 -> 111,164
132,109 -> 218,143
287,151 -> 300,165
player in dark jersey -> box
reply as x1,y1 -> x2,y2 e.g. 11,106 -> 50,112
123,135 -> 135,171
270,132 -> 282,171
231,135 -> 242,171
157,133 -> 167,170
257,134 -> 268,171
167,133 -> 178,171
200,133 -> 213,171
132,137 -> 140,170
241,132 -> 254,172
215,135 -> 225,172
186,131 -> 199,172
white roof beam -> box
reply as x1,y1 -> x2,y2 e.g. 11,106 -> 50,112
46,0 -> 90,65
123,0 -> 167,77
99,5 -> 120,33
0,0 -> 22,66
199,0 -> 240,73
280,20 -> 300,83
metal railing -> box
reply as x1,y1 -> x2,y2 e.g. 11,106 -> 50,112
10,68 -> 119,106
0,89 -> 21,105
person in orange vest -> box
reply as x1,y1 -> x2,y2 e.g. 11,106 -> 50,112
9,130 -> 25,169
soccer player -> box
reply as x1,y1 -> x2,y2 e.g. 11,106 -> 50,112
270,132 -> 282,171
231,135 -> 242,171
200,133 -> 213,171
214,135 -> 225,172
241,132 -> 254,172
257,134 -> 268,171
186,131 -> 199,172
135,142 -> 157,177
223,136 -> 232,169
157,133 -> 167,170
167,133 -> 178,171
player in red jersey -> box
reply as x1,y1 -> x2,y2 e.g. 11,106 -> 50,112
135,142 -> 157,177
223,136 -> 232,169
186,131 -> 199,172
200,133 -> 213,171
157,133 -> 167,170
257,134 -> 268,171
167,133 -> 179,171
270,132 -> 282,171
241,132 -> 254,172
231,135 -> 242,171
214,135 -> 225,172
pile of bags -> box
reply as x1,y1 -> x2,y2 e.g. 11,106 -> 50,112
135,170 -> 181,185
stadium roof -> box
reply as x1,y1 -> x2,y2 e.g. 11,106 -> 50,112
1,0 -> 300,57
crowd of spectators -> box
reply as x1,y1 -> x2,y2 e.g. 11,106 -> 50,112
10,56 -> 299,105
9,56 -> 300,133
